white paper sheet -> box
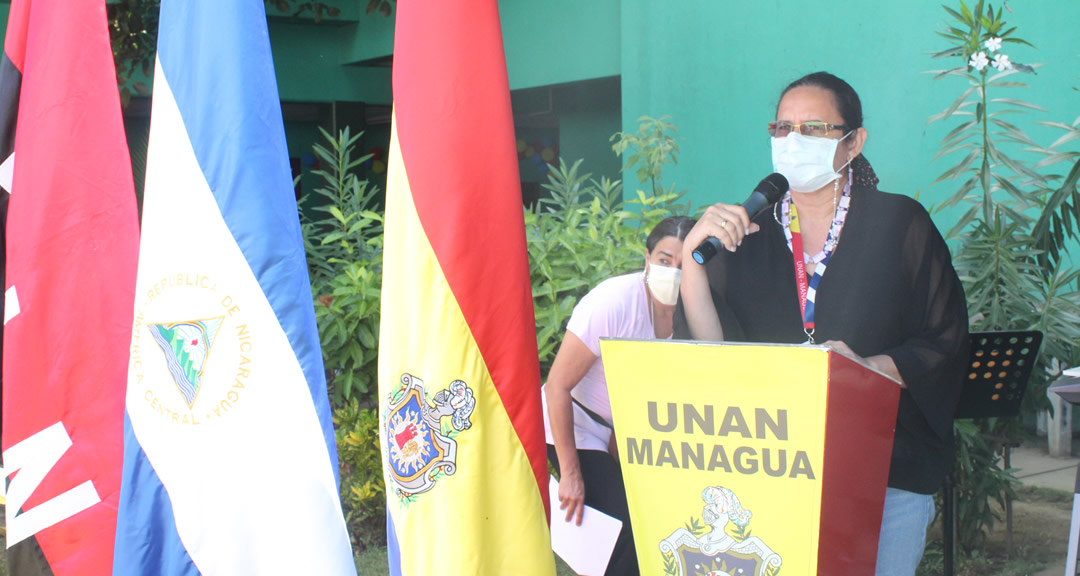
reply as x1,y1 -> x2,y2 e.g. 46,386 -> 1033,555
548,475 -> 623,576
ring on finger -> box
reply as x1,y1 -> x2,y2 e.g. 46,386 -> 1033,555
720,219 -> 728,228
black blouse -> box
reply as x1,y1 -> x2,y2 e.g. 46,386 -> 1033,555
674,183 -> 969,494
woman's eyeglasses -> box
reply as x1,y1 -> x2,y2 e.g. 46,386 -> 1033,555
768,121 -> 848,138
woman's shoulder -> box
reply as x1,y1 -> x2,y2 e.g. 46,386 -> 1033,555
860,188 -> 930,216
855,188 -> 950,264
584,272 -> 644,302
857,188 -> 936,229
568,272 -> 644,338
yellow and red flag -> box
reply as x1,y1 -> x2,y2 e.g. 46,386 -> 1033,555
378,0 -> 553,574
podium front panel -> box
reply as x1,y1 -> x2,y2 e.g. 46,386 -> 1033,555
602,340 -> 830,576
601,339 -> 899,576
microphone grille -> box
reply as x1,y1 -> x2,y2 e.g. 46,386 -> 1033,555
762,173 -> 789,202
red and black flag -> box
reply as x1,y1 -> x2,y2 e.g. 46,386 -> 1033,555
0,1 -> 140,574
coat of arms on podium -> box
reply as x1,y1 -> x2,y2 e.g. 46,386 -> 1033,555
384,373 -> 475,501
659,486 -> 783,576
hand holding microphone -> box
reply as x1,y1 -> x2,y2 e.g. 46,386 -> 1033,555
690,173 -> 789,264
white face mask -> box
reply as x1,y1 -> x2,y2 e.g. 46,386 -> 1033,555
645,263 -> 682,306
771,132 -> 852,193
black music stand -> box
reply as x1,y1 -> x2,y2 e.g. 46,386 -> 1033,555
1049,371 -> 1080,576
943,330 -> 1043,576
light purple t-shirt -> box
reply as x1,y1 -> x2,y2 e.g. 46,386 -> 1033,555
542,272 -> 668,452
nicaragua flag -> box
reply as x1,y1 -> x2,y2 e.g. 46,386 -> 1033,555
1,0 -> 139,574
379,0 -> 554,574
112,1 -> 355,574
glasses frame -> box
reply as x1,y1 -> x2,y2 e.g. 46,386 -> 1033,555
768,121 -> 849,138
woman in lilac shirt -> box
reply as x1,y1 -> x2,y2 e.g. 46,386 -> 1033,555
544,216 -> 695,576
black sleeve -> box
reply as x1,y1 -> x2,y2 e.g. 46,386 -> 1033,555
881,208 -> 969,440
673,297 -> 692,340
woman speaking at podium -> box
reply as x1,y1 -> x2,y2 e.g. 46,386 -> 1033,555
544,215 -> 695,576
675,72 -> 969,576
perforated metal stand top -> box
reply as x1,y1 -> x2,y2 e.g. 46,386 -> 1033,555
955,331 -> 1042,419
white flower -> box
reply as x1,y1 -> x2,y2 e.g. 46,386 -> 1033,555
992,53 -> 1013,71
984,37 -> 1003,52
969,51 -> 990,71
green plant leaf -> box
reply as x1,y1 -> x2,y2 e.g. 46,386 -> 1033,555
1001,37 -> 1035,48
931,45 -> 965,59
944,85 -> 979,120
932,67 -> 972,81
959,1 -> 974,25
1035,152 -> 1080,170
934,149 -> 981,185
990,98 -> 1047,112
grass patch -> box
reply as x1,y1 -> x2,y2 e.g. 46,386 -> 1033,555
354,547 -> 389,576
917,494 -> 1072,576
1015,484 -> 1074,505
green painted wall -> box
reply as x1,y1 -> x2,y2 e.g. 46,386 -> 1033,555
619,0 -> 1080,232
556,77 -> 623,183
284,120 -> 321,158
338,10 -> 395,64
331,0 -> 622,91
499,0 -> 621,90
269,20 -> 391,104
8,1 -> 1072,235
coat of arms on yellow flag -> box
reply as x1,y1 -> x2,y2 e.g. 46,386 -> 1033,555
602,339 -> 901,576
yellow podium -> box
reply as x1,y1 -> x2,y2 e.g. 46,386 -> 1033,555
600,340 -> 900,576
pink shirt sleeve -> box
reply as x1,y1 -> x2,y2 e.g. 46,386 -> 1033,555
566,275 -> 636,357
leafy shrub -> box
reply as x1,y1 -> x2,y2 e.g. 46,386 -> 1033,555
335,400 -> 386,552
929,0 -> 1080,554
611,115 -> 680,199
302,126 -> 383,287
527,158 -> 677,371
301,128 -> 385,552
528,116 -> 684,372
315,261 -> 382,407
302,127 -> 384,407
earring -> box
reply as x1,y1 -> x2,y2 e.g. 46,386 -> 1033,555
832,178 -> 839,210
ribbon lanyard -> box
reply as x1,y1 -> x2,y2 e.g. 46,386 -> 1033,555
788,204 -> 832,344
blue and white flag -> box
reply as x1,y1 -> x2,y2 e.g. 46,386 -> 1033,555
114,1 -> 356,574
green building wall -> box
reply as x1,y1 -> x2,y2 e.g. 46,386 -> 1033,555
1,1 -> 1074,232
618,1 -> 1080,226
270,18 -> 391,105
316,0 -> 1078,230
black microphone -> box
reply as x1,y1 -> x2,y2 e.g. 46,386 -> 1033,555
691,173 -> 789,265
